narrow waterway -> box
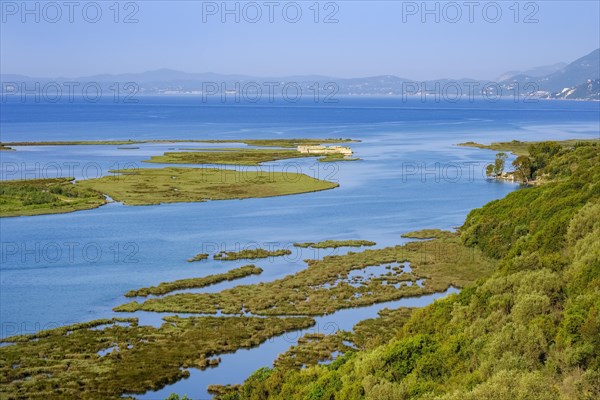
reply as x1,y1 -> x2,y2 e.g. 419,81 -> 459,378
136,287 -> 459,400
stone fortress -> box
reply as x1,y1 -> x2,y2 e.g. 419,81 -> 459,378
297,145 -> 353,156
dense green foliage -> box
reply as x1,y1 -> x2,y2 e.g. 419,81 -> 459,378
0,178 -> 106,217
221,141 -> 599,400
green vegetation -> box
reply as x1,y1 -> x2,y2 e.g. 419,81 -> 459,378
1,138 -> 355,149
490,152 -> 508,176
220,141 -> 599,400
293,240 -> 377,249
114,234 -> 494,315
77,167 -> 338,206
0,140 -> 144,147
349,307 -> 415,350
1,140 -> 347,216
194,138 -> 355,148
214,248 -> 292,261
274,333 -> 353,370
458,138 -> 598,156
318,154 -> 360,162
187,253 -> 209,262
0,316 -> 315,400
124,265 -> 263,297
272,308 -> 415,371
145,145 -> 357,166
401,229 -> 455,240
0,178 -> 106,217
145,148 -> 313,166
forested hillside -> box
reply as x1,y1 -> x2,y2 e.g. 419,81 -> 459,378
220,141 -> 600,400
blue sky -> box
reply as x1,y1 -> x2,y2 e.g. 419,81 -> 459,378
1,1 -> 599,79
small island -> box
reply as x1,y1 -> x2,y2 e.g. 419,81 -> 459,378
0,138 -> 357,217
293,239 -> 376,249
213,248 -> 292,261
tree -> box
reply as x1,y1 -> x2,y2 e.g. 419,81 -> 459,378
486,164 -> 495,177
512,155 -> 533,182
493,152 -> 508,176
528,141 -> 562,175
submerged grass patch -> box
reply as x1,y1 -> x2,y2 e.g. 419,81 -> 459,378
0,316 -> 315,399
293,240 -> 377,249
77,167 -> 338,206
115,234 -> 495,315
124,265 -> 263,297
0,178 -> 106,217
214,248 -> 292,261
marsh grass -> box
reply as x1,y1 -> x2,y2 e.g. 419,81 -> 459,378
401,229 -> 455,239
0,138 -> 354,149
293,240 -> 376,249
145,148 -> 312,166
0,178 -> 106,217
457,138 -> 599,156
214,249 -> 292,261
77,167 -> 338,206
0,316 -> 315,399
115,234 -> 495,315
124,265 -> 263,297
187,253 -> 209,262
318,154 -> 360,162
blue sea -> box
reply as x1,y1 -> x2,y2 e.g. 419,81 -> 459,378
1,96 -> 598,398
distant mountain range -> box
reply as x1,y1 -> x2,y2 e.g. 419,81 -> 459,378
2,49 -> 598,101
497,48 -> 600,99
495,62 -> 567,82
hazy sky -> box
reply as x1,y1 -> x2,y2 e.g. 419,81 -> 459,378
1,1 -> 599,80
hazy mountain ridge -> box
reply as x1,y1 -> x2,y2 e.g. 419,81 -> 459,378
2,49 -> 598,100
495,62 -> 567,82
498,48 -> 600,98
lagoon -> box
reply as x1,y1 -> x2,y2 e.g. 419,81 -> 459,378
1,96 -> 598,397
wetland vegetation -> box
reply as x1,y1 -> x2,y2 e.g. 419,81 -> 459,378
213,248 -> 292,261
77,167 -> 338,206
0,138 -> 354,149
1,167 -> 338,216
400,229 -> 455,240
145,148 -> 313,166
293,240 -> 377,249
1,138 -> 352,217
0,316 -> 315,399
458,138 -> 599,156
0,178 -> 106,217
187,253 -> 209,262
145,146 -> 357,166
215,140 -> 600,400
114,231 -> 495,315
123,265 -> 263,297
